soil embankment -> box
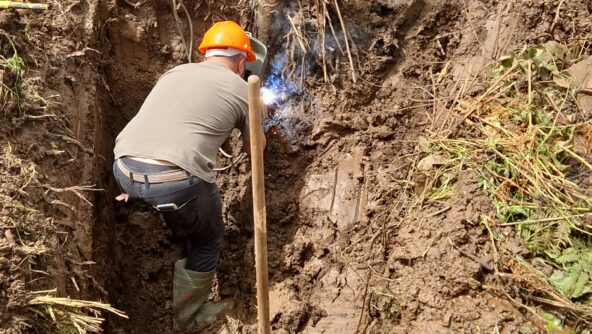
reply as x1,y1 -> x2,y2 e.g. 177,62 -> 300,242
0,0 -> 590,333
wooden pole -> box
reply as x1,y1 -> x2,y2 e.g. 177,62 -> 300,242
248,75 -> 271,334
0,1 -> 48,9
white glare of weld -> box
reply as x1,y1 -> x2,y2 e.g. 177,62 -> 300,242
260,87 -> 277,105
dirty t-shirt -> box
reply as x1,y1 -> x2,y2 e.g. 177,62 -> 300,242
113,61 -> 249,183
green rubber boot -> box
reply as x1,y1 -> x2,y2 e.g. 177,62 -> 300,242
173,259 -> 230,330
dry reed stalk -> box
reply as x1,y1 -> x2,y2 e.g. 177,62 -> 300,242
29,289 -> 128,333
421,41 -> 592,322
332,0 -> 356,83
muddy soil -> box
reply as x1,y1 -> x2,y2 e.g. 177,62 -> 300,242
1,0 -> 591,333
0,1 -> 109,331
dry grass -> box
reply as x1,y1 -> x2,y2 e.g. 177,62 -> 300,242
1,141 -> 119,331
421,41 -> 592,324
281,0 -> 357,86
29,289 -> 127,333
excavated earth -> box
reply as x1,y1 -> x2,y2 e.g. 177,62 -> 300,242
1,0 -> 591,333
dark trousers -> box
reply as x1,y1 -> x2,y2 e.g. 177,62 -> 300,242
113,158 -> 223,272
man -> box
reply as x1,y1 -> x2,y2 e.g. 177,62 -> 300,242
112,21 -> 265,329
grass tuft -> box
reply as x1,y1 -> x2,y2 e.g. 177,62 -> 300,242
423,41 -> 592,319
28,289 -> 128,334
0,30 -> 25,112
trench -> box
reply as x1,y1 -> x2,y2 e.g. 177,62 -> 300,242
86,1 -> 419,332
1,0 -> 589,332
89,3 -> 202,332
88,2 -> 318,332
92,79 -> 313,333
85,0 -> 531,333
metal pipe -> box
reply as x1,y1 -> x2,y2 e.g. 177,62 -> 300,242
248,75 -> 271,334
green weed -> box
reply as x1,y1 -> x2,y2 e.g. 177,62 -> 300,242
423,41 -> 592,316
0,31 -> 26,111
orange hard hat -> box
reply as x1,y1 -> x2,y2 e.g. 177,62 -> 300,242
198,21 -> 256,62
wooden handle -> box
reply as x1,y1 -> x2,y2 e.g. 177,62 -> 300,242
0,1 -> 48,9
248,75 -> 271,334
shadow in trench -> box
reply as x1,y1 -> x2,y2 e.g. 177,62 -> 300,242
214,129 -> 314,329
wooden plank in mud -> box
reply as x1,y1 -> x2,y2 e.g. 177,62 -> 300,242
329,147 -> 366,229
299,147 -> 367,230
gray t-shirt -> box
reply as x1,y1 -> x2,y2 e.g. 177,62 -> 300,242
114,61 -> 249,183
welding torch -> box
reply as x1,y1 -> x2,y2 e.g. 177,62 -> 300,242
0,1 -> 48,10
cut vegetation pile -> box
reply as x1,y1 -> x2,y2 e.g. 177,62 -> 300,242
422,41 -> 592,330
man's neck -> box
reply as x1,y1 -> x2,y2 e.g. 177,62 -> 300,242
205,57 -> 237,74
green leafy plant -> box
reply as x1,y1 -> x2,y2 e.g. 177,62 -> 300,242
422,41 -> 592,318
549,245 -> 592,300
0,31 -> 26,111
542,312 -> 574,333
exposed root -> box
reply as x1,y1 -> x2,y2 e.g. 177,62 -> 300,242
44,131 -> 94,155
278,0 -> 358,87
332,0 -> 356,83
41,184 -> 102,206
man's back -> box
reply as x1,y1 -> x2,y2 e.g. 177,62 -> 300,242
114,61 -> 249,182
